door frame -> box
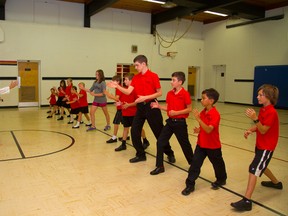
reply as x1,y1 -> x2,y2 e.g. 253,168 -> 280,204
213,64 -> 226,102
17,60 -> 41,107
188,66 -> 200,100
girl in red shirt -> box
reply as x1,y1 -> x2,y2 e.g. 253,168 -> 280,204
47,87 -> 58,118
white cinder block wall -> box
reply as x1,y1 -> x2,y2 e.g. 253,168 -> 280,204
0,0 -> 287,107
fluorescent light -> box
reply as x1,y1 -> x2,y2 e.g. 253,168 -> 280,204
143,0 -> 165,4
204,10 -> 228,17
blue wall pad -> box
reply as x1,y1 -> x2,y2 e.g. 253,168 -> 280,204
253,65 -> 288,109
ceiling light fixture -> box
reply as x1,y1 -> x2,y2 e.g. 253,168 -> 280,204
161,1 -> 177,8
204,10 -> 228,17
143,0 -> 165,4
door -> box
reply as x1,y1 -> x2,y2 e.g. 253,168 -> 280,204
188,66 -> 197,99
18,61 -> 40,107
214,65 -> 226,102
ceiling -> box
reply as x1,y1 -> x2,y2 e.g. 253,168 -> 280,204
60,0 -> 288,24
1,0 -> 288,27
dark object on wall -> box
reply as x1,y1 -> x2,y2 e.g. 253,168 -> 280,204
253,65 -> 288,109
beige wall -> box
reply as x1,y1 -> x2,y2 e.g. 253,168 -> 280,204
203,7 -> 288,104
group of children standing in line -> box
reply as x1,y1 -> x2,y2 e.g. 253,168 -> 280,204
46,72 -> 113,131
46,54 -> 283,212
107,55 -> 283,212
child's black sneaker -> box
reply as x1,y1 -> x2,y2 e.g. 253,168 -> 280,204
211,180 -> 226,189
261,181 -> 283,189
115,144 -> 126,151
231,198 -> 252,211
118,136 -> 130,141
106,138 -> 117,143
143,140 -> 150,149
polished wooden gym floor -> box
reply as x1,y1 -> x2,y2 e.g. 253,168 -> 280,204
0,101 -> 287,216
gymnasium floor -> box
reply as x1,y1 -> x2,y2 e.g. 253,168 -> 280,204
0,101 -> 287,216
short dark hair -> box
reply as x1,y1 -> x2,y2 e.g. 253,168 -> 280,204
258,84 -> 279,105
124,73 -> 134,81
172,71 -> 185,84
72,86 -> 77,91
112,75 -> 122,84
202,88 -> 219,104
133,55 -> 148,65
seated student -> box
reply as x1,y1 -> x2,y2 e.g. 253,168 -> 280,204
150,71 -> 194,175
182,88 -> 227,196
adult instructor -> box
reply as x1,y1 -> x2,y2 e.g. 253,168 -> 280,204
108,55 -> 175,163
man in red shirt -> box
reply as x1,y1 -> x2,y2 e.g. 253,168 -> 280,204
108,55 -> 175,163
149,71 -> 194,175
181,88 -> 227,196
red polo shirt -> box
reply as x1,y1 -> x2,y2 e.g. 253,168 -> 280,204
130,70 -> 161,99
119,89 -> 137,117
69,93 -> 80,109
49,94 -> 57,105
166,87 -> 191,119
116,88 -> 122,110
78,89 -> 88,107
197,106 -> 221,149
256,105 -> 279,151
58,87 -> 65,97
65,85 -> 72,97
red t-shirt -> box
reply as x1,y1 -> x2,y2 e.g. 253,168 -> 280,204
69,93 -> 80,109
65,85 -> 72,96
58,87 -> 65,97
256,105 -> 279,151
78,89 -> 88,107
49,94 -> 57,105
119,88 -> 137,116
130,70 -> 161,100
115,88 -> 122,110
197,106 -> 221,149
166,87 -> 191,119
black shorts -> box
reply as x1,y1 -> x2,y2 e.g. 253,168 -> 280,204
122,116 -> 134,128
79,106 -> 89,114
113,110 -> 123,125
249,147 -> 273,177
70,107 -> 80,114
57,96 -> 65,107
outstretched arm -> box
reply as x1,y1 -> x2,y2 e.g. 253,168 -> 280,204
107,81 -> 134,95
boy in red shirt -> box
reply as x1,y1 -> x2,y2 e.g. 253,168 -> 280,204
73,82 -> 91,129
106,73 -> 150,151
182,88 -> 227,195
66,86 -> 80,128
231,84 -> 282,211
150,71 -> 193,175
105,75 -> 123,143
